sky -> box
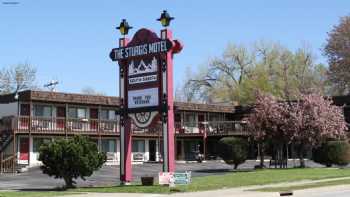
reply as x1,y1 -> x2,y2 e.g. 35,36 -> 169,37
0,0 -> 349,96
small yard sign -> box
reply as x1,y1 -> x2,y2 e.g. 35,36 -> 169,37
173,171 -> 191,185
159,171 -> 191,185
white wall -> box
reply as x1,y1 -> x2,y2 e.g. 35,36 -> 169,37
0,102 -> 18,118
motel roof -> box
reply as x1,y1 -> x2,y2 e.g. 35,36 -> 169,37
0,90 -> 237,113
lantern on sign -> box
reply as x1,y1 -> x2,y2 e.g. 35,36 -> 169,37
157,10 -> 174,27
117,19 -> 132,35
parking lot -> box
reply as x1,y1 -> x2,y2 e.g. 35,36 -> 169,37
0,160 -> 323,190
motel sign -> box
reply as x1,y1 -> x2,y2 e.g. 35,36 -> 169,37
110,13 -> 183,184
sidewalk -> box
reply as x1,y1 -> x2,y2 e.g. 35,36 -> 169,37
63,177 -> 350,197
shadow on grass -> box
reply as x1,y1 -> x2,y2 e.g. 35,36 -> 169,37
194,168 -> 254,173
17,188 -> 67,192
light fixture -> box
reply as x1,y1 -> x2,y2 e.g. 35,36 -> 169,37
117,19 -> 132,36
157,10 -> 174,27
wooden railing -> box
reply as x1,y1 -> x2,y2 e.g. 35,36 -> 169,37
0,153 -> 17,174
2,116 -> 247,136
132,123 -> 162,136
175,121 -> 248,136
14,116 -> 119,134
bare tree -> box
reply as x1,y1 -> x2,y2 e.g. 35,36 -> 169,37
81,86 -> 106,96
0,63 -> 37,94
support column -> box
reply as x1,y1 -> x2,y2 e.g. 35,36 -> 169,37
181,139 -> 185,160
203,129 -> 207,160
118,36 -> 132,184
28,102 -> 32,166
161,28 -> 175,172
122,118 -> 132,182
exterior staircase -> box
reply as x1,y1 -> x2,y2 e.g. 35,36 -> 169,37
0,118 -> 17,174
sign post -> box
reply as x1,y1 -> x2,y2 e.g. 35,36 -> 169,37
110,12 -> 182,184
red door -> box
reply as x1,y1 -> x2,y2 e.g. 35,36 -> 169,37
90,108 -> 98,130
198,114 -> 205,133
19,138 -> 29,161
56,107 -> 66,129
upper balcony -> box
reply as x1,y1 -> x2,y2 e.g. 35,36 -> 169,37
4,116 -> 118,135
175,121 -> 248,137
0,116 -> 248,137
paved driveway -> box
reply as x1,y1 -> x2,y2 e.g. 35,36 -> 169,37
0,160 -> 324,190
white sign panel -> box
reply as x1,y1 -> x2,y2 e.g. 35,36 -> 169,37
128,75 -> 157,84
128,88 -> 158,108
128,57 -> 158,76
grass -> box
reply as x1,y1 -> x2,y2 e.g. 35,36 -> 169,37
253,178 -> 350,192
1,168 -> 350,196
0,191 -> 77,197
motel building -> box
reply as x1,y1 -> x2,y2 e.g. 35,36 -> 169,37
0,90 -> 251,172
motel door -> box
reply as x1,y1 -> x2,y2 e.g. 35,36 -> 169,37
149,140 -> 156,161
198,114 -> 205,133
19,138 -> 29,161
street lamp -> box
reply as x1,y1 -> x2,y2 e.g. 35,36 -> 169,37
157,10 -> 174,27
117,19 -> 132,36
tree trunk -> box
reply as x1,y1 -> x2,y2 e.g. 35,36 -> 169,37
64,176 -> 74,189
259,143 -> 265,168
298,145 -> 306,168
234,164 -> 238,170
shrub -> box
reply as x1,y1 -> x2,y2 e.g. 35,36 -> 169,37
38,135 -> 106,188
218,137 -> 248,169
313,141 -> 350,167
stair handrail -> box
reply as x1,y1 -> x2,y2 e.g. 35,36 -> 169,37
0,153 -> 17,174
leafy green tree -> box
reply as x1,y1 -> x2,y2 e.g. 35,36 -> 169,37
324,15 -> 350,95
38,135 -> 106,188
218,137 -> 248,169
313,141 -> 350,167
185,41 -> 327,104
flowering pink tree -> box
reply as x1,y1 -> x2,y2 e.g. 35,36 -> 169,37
246,92 -> 289,167
247,92 -> 347,168
291,94 -> 347,167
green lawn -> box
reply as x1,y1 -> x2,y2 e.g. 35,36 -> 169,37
0,192 -> 77,197
1,168 -> 350,197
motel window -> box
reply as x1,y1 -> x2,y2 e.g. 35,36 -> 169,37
132,140 -> 145,152
101,109 -> 116,120
33,138 -> 51,152
68,107 -> 87,119
101,139 -> 116,153
184,113 -> 196,122
20,104 -> 30,116
33,105 -> 52,117
90,108 -> 98,119
56,107 -> 66,118
174,113 -> 181,122
184,113 -> 196,127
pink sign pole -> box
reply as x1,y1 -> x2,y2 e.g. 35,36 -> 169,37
161,28 -> 182,172
118,37 -> 133,184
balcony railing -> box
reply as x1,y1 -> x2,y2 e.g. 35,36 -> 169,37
1,116 -> 247,136
12,116 -> 119,134
175,121 -> 248,136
